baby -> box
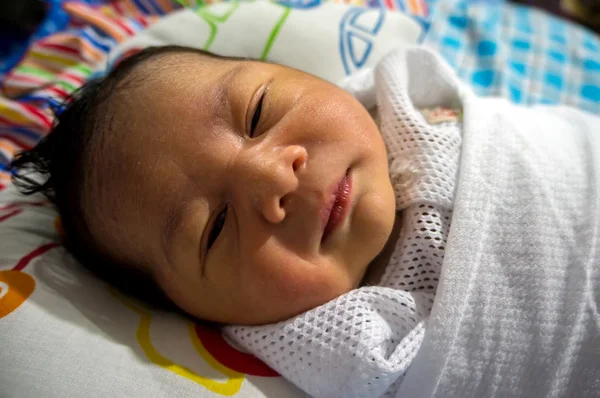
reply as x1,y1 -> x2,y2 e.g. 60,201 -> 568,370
11,44 -> 600,398
12,45 -> 400,325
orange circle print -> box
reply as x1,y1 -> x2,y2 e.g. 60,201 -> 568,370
1,243 -> 58,319
0,270 -> 35,318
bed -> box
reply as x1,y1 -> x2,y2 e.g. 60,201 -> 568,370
1,0 -> 598,397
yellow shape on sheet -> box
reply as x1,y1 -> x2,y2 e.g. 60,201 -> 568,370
30,50 -> 80,68
0,101 -> 38,127
188,323 -> 240,378
110,289 -> 244,396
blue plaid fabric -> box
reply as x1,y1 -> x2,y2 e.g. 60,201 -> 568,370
424,0 -> 600,113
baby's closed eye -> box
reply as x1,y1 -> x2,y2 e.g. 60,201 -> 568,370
247,83 -> 269,139
207,205 -> 228,251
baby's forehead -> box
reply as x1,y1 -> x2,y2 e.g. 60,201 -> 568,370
135,49 -> 227,73
91,52 -> 239,195
108,50 -> 232,104
92,49 -> 265,194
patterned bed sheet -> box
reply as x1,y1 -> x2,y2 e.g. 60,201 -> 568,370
0,0 -> 176,189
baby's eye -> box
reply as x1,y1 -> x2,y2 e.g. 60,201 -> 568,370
207,206 -> 227,250
250,93 -> 264,138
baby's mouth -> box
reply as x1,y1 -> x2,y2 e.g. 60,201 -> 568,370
320,169 -> 353,243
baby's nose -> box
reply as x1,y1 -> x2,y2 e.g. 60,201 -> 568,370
248,145 -> 307,224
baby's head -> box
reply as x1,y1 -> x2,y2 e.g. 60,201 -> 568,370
12,46 -> 395,325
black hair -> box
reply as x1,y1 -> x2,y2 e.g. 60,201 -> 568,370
10,45 -> 222,311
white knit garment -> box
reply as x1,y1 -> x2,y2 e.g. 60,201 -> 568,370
396,58 -> 600,397
225,48 -> 462,398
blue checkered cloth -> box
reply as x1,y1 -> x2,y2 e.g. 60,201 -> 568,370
423,0 -> 600,113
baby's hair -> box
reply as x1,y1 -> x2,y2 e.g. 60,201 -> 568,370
10,45 -> 223,311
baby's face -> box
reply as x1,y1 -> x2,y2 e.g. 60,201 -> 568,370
90,52 -> 395,324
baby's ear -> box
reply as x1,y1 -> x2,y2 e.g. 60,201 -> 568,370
54,216 -> 65,241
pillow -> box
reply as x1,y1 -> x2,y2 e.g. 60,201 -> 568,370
0,186 -> 304,398
0,1 -> 426,397
107,0 -> 426,83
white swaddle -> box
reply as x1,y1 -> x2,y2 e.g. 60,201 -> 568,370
399,61 -> 600,397
227,47 -> 600,397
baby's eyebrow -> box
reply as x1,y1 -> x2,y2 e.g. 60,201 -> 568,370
209,63 -> 245,120
161,200 -> 187,267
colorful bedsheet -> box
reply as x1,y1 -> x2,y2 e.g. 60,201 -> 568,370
0,0 -> 178,189
0,0 -> 106,78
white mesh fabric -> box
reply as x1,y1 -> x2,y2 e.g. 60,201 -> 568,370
377,50 -> 462,210
225,48 -> 463,398
228,288 -> 428,398
382,205 -> 452,296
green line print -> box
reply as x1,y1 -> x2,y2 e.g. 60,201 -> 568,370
74,64 -> 92,75
260,5 -> 291,60
195,1 -> 240,50
16,65 -> 55,80
172,0 -> 197,6
190,0 -> 291,59
57,80 -> 78,92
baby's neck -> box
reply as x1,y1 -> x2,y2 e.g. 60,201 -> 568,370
361,211 -> 402,286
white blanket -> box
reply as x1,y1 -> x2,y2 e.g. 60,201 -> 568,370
399,52 -> 600,397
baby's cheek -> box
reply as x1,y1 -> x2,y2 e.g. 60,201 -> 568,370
244,243 -> 349,310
